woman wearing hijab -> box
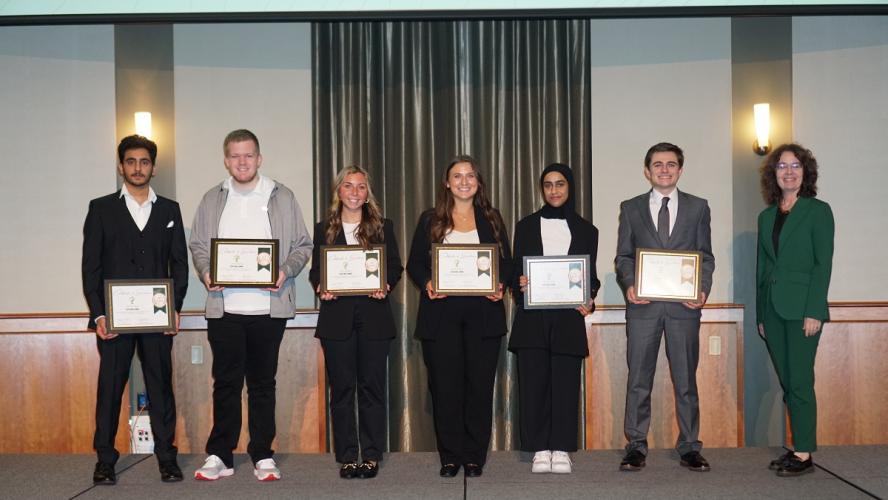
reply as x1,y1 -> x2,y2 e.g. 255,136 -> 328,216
756,144 -> 833,477
407,155 -> 511,478
510,163 -> 600,474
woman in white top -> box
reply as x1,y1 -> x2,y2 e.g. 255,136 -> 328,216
510,163 -> 600,474
406,155 -> 511,478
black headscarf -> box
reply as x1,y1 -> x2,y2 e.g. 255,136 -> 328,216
538,162 -> 576,219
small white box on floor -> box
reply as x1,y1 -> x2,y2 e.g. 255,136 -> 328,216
129,415 -> 154,453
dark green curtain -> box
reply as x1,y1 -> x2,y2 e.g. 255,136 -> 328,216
312,19 -> 592,452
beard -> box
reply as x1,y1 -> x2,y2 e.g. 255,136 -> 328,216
124,172 -> 151,187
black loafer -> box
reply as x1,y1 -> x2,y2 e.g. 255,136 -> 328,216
358,460 -> 379,479
620,450 -> 646,471
464,463 -> 483,477
769,451 -> 793,471
680,451 -> 711,472
159,460 -> 183,482
439,463 -> 460,477
93,462 -> 116,485
777,455 -> 814,477
340,462 -> 359,479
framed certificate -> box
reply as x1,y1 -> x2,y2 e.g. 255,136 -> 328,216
432,243 -> 498,296
320,245 -> 386,295
634,248 -> 702,302
210,238 -> 279,288
523,255 -> 591,310
104,279 -> 175,334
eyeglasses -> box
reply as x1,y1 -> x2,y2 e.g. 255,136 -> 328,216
775,162 -> 802,170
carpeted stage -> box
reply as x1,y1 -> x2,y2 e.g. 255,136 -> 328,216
1,447 -> 884,499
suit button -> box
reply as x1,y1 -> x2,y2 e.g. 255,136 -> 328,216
138,266 -> 144,271
140,249 -> 145,254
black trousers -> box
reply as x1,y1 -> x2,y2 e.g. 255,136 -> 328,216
516,348 -> 582,452
321,304 -> 391,463
205,313 -> 286,467
421,297 -> 502,467
94,332 -> 176,465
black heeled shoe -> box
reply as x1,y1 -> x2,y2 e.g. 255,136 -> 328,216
340,462 -> 359,479
439,463 -> 460,477
464,463 -> 483,477
358,460 -> 379,479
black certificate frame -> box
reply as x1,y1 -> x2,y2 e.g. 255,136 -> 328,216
210,238 -> 279,288
319,244 -> 386,295
104,278 -> 175,334
523,254 -> 591,310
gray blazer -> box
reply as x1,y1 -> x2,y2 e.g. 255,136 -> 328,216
615,189 -> 715,319
189,179 -> 313,319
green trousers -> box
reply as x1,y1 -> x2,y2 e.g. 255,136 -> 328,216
763,299 -> 822,452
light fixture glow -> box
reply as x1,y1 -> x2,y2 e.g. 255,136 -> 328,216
753,103 -> 770,155
134,111 -> 152,139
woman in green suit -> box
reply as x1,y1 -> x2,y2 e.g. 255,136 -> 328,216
756,143 -> 834,477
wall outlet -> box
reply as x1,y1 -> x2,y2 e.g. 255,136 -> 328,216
191,345 -> 203,364
708,335 -> 722,356
129,415 -> 154,454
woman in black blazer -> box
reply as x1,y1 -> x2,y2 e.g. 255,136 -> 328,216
407,155 -> 511,478
308,165 -> 403,480
510,163 -> 600,474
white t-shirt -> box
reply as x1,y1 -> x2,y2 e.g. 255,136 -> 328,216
218,175 -> 274,315
443,229 -> 480,244
342,221 -> 359,245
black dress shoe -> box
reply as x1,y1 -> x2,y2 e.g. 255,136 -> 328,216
358,460 -> 379,479
340,462 -> 359,479
769,451 -> 793,471
439,463 -> 460,477
777,455 -> 814,477
620,450 -> 646,471
464,463 -> 483,477
159,460 -> 183,482
680,451 -> 711,472
93,462 -> 116,485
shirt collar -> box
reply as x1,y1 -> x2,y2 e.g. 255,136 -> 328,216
224,174 -> 274,195
649,187 -> 678,204
119,183 -> 157,205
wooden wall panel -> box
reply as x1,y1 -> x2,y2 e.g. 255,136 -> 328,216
584,319 -> 743,450
172,328 -> 326,453
813,321 -> 888,446
0,332 -> 128,453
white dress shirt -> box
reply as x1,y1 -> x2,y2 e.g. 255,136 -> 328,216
342,221 -> 359,245
119,184 -> 157,231
649,188 -> 678,236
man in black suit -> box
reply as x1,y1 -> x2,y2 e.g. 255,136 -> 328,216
82,135 -> 188,485
615,142 -> 715,473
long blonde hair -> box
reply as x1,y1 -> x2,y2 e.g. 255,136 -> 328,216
325,165 -> 385,248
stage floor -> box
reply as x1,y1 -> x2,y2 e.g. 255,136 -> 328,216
1,446 -> 884,499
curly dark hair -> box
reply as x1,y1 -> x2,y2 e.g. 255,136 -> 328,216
759,143 -> 819,206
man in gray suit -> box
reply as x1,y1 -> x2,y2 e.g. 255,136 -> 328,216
615,142 -> 715,472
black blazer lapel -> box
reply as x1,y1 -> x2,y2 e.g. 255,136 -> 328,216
474,209 -> 496,246
526,213 -> 545,256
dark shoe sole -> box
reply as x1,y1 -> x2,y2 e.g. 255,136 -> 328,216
777,466 -> 815,477
620,463 -> 645,471
161,475 -> 184,483
93,479 -> 116,486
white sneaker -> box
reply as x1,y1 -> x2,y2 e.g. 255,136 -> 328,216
551,451 -> 572,474
194,455 -> 234,481
254,458 -> 281,481
531,450 -> 552,473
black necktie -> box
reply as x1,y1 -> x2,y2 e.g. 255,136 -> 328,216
658,197 -> 670,242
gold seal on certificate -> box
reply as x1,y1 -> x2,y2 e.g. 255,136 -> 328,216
210,238 -> 279,288
320,245 -> 386,295
104,279 -> 175,334
432,243 -> 498,296
634,248 -> 702,302
523,255 -> 591,310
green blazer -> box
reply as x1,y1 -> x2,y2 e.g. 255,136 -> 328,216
756,197 -> 834,324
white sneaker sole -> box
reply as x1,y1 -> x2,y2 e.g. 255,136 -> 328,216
551,465 -> 572,474
531,465 -> 552,473
194,468 -> 234,481
254,470 -> 281,481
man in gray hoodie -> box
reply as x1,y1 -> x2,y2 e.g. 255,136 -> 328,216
190,129 -> 312,482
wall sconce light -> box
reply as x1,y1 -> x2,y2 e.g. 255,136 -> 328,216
134,111 -> 152,139
753,103 -> 770,156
